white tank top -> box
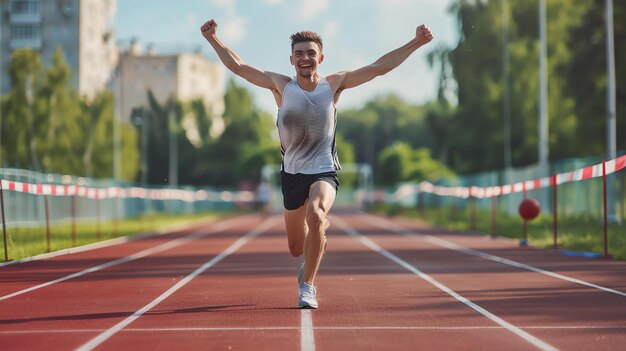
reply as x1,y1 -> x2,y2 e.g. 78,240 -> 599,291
277,76 -> 341,174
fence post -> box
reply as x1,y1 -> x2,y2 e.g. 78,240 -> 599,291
1,181 -> 9,262
71,195 -> 77,247
552,175 -> 558,250
520,190 -> 528,246
418,192 -> 426,219
45,195 -> 51,253
602,161 -> 610,258
112,198 -> 118,237
96,196 -> 102,241
470,197 -> 477,230
490,196 -> 497,237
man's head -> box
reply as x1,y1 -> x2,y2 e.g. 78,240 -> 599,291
290,31 -> 323,53
290,31 -> 324,79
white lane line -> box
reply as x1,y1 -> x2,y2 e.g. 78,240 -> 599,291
3,325 -> 626,334
333,217 -> 559,351
362,214 -> 626,298
301,310 -> 315,351
75,216 -> 279,351
0,216 -> 249,302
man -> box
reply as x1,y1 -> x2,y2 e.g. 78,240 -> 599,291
200,19 -> 433,309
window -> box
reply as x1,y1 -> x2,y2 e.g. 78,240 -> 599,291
10,0 -> 40,15
11,25 -> 41,40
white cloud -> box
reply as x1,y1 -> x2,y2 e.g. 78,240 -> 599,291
211,0 -> 236,10
299,0 -> 329,21
322,20 -> 339,40
262,0 -> 283,5
376,0 -> 451,11
208,0 -> 247,44
178,13 -> 200,35
221,16 -> 247,44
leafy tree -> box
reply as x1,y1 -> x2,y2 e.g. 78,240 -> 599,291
435,0 -> 624,174
426,44 -> 457,165
189,98 -> 212,145
335,132 -> 357,188
142,91 -> 176,185
564,1 -> 626,155
119,121 -> 140,181
86,91 -> 138,180
408,147 -> 455,181
39,48 -> 85,174
210,79 -> 279,186
377,142 -> 453,186
1,49 -> 43,169
337,94 -> 432,167
337,107 -> 378,166
140,79 -> 280,187
2,48 -> 138,181
446,0 -> 510,172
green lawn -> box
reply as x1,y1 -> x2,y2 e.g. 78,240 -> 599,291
373,204 -> 626,261
0,211 -> 232,262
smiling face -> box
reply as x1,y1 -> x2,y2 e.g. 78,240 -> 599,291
290,41 -> 324,79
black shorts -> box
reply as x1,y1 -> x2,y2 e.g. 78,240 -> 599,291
280,171 -> 339,210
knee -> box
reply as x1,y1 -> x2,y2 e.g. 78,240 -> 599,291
306,209 -> 327,233
289,244 -> 304,257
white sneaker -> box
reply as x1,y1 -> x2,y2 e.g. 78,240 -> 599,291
298,282 -> 318,309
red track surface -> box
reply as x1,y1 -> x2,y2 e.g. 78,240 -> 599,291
1,211 -> 625,350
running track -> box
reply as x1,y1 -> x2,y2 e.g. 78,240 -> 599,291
1,211 -> 625,350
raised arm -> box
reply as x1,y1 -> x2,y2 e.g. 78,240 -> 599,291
200,19 -> 289,95
328,25 -> 434,96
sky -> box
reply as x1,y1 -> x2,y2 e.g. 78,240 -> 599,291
115,0 -> 458,114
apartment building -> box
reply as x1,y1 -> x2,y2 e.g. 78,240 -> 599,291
115,43 -> 226,140
0,0 -> 117,100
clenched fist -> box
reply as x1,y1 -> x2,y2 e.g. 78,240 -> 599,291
200,19 -> 217,40
415,25 -> 434,46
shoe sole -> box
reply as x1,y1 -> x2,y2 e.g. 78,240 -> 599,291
298,293 -> 318,309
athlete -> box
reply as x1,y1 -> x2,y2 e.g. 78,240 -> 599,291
200,19 -> 433,309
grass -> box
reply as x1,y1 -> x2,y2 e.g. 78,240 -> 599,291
0,211 -> 233,262
372,203 -> 626,261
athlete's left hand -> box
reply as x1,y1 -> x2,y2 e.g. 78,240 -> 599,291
415,25 -> 434,46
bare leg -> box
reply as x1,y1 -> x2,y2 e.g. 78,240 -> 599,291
285,205 -> 308,258
301,181 -> 336,285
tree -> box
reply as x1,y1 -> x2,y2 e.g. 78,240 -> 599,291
377,142 -> 453,186
337,94 -> 432,168
377,142 -> 413,186
564,1 -> 626,156
86,91 -> 139,180
436,0 -> 613,173
139,79 -> 280,187
335,133 -> 357,188
210,79 -> 279,186
1,48 -> 138,180
1,49 -> 42,169
39,48 -> 85,174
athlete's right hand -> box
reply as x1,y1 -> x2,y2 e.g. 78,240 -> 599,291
200,19 -> 217,40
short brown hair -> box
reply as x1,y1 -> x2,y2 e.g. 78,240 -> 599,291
290,31 -> 323,52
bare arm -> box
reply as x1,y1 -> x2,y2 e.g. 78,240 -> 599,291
328,25 -> 434,95
200,19 -> 289,95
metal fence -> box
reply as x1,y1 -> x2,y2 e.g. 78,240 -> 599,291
0,168 -> 260,262
379,155 -> 626,258
0,168 -> 252,229
385,155 -> 626,222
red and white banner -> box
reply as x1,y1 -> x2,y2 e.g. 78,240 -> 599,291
0,179 -> 255,203
415,155 -> 626,199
